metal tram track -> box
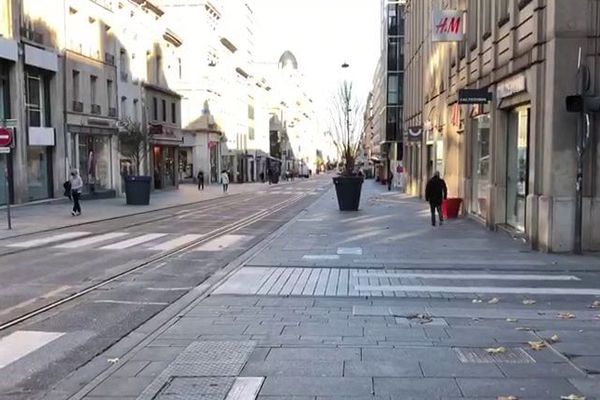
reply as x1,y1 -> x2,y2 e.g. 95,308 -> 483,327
0,193 -> 307,332
0,190 -> 293,257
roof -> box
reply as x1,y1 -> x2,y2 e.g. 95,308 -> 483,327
278,50 -> 298,70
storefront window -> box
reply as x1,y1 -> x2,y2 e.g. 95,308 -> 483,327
79,134 -> 112,192
506,107 -> 529,230
471,115 -> 490,218
27,146 -> 50,201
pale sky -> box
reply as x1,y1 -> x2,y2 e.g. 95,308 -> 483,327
252,0 -> 381,129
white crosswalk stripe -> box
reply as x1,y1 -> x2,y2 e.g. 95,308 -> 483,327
193,234 -> 250,252
7,232 -> 90,248
149,234 -> 204,251
54,232 -> 129,249
0,331 -> 64,369
100,233 -> 168,250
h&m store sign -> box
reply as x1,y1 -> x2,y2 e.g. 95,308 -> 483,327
432,10 -> 465,42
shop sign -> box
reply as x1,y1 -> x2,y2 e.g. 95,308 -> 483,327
406,126 -> 423,142
432,10 -> 464,42
458,88 -> 492,104
497,74 -> 527,100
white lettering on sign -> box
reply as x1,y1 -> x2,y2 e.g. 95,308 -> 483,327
432,10 -> 464,42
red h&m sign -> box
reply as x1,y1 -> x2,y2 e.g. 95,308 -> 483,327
432,10 -> 464,42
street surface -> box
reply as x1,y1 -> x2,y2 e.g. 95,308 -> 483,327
2,177 -> 600,399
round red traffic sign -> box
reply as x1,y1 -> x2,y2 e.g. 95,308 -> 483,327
0,127 -> 12,147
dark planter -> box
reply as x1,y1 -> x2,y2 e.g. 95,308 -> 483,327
125,175 -> 151,205
333,175 -> 364,211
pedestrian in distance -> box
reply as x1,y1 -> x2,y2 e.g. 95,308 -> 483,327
70,169 -> 83,216
197,170 -> 204,190
425,171 -> 448,227
220,169 -> 230,193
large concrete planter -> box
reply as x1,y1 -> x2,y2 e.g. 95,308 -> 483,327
333,175 -> 364,211
125,176 -> 151,205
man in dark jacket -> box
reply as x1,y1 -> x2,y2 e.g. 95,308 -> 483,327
425,171 -> 448,226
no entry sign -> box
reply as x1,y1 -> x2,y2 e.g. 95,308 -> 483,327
0,127 -> 12,147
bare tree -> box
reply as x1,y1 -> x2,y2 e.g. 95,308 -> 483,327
329,81 -> 363,176
119,118 -> 148,175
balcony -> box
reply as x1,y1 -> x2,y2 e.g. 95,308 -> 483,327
72,101 -> 83,112
105,52 -> 115,66
20,26 -> 44,45
108,107 -> 117,117
91,104 -> 101,115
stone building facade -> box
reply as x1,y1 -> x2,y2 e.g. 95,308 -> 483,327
403,0 -> 600,252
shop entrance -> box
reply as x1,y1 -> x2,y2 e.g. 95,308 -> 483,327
506,107 -> 530,231
470,115 -> 491,218
153,145 -> 177,190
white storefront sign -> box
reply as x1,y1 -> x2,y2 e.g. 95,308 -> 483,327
432,10 -> 464,42
497,74 -> 527,100
28,127 -> 55,146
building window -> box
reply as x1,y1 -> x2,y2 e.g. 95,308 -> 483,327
153,97 -> 158,120
120,48 -> 128,81
171,102 -> 176,123
248,104 -> 254,120
121,96 -> 127,119
387,3 -> 398,36
107,79 -> 113,109
249,126 -> 255,140
133,98 -> 139,122
72,70 -> 80,101
387,73 -> 402,105
468,0 -> 479,48
155,55 -> 161,84
26,73 -> 46,127
162,99 -> 166,122
90,75 -> 97,105
481,0 -> 492,38
178,57 -> 182,79
497,0 -> 510,25
387,37 -> 403,71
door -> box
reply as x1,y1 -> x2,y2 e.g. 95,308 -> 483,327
506,107 -> 530,230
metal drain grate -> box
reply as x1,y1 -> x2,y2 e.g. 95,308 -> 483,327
155,377 -> 235,400
455,347 -> 536,364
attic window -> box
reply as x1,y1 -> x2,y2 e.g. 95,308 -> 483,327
89,17 -> 96,24
69,7 -> 78,14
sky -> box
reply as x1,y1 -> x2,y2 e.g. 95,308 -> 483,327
252,0 -> 381,130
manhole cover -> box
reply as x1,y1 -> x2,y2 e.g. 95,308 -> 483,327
455,347 -> 535,364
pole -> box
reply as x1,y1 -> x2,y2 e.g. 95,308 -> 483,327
574,48 -> 585,254
4,155 -> 10,230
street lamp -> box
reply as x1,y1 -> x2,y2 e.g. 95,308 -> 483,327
341,62 -> 350,69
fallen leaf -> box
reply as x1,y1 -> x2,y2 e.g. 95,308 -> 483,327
486,346 -> 506,354
107,358 -> 119,364
506,318 -> 518,323
595,315 -> 600,320
528,340 -> 547,351
497,396 -> 519,400
561,395 -> 586,400
472,299 -> 483,304
590,300 -> 600,309
559,312 -> 576,320
549,334 -> 560,343
488,297 -> 500,304
522,299 -> 536,305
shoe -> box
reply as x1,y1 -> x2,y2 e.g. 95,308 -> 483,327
71,211 -> 76,216
77,212 -> 81,216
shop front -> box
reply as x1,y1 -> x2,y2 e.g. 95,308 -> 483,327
505,106 -> 530,231
69,125 -> 116,195
149,123 -> 182,190
469,107 -> 491,219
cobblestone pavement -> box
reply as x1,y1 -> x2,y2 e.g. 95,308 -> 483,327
40,181 -> 600,400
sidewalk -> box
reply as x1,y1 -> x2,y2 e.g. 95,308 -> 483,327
0,182 -> 279,240
51,181 -> 600,400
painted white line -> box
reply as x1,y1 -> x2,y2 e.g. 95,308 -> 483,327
7,232 -> 90,248
193,234 -> 249,252
338,247 -> 363,255
0,285 -> 71,317
302,255 -> 340,260
353,272 -> 581,281
0,331 -> 65,369
100,233 -> 168,250
149,234 -> 204,251
225,377 -> 264,400
298,218 -> 324,222
54,232 -> 129,249
146,287 -> 193,291
93,300 -> 169,306
353,285 -> 600,296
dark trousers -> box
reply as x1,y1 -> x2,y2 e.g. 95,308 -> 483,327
430,203 -> 442,226
72,191 -> 81,214
223,183 -> 228,192
198,180 -> 204,190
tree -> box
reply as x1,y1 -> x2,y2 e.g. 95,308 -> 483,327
119,118 -> 148,176
329,81 -> 362,176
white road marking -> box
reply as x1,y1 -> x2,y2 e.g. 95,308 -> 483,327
298,218 -> 324,222
353,285 -> 600,296
146,287 -> 193,291
193,234 -> 249,251
0,285 -> 71,317
100,233 -> 168,250
352,272 -> 581,281
0,331 -> 65,369
225,377 -> 264,400
302,255 -> 340,260
54,232 -> 129,249
149,234 -> 204,251
7,232 -> 90,248
93,300 -> 169,305
338,247 -> 363,255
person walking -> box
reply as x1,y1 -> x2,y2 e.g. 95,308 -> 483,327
425,171 -> 448,226
197,170 -> 204,190
70,169 -> 83,216
220,170 -> 230,193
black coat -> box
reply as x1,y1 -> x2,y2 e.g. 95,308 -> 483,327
425,176 -> 448,206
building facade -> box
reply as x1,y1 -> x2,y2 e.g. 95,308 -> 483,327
404,0 -> 600,252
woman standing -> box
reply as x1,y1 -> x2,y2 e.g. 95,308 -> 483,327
70,169 -> 83,216
220,170 -> 230,193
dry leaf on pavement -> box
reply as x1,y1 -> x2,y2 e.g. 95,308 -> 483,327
522,299 -> 536,305
590,300 -> 600,309
515,327 -> 532,331
488,297 -> 500,304
528,341 -> 547,351
497,396 -> 519,400
472,299 -> 483,303
486,346 -> 507,354
549,334 -> 560,343
506,318 -> 518,323
561,395 -> 586,400
107,358 -> 119,364
559,312 -> 576,320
